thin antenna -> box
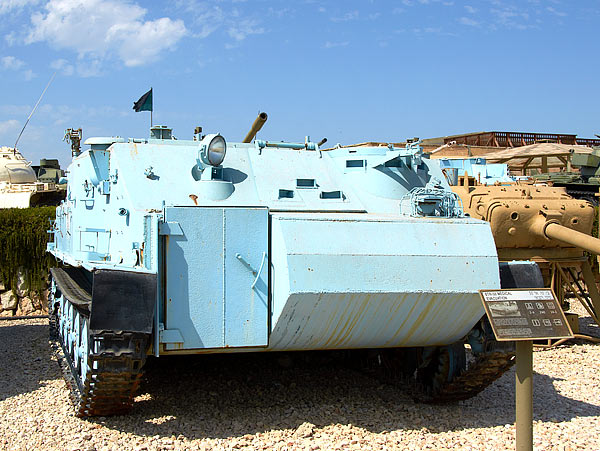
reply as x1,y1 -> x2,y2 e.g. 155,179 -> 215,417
13,71 -> 57,153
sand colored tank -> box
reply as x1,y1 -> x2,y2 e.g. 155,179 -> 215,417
452,182 -> 596,259
452,179 -> 600,324
0,146 -> 65,208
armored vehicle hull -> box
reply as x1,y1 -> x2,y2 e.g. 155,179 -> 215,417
0,146 -> 65,208
48,122 -> 537,416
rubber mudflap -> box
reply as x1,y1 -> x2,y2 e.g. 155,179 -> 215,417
499,261 -> 544,289
90,270 -> 156,334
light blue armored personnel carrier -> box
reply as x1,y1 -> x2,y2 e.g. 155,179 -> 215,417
48,116 -> 540,416
437,157 -> 513,186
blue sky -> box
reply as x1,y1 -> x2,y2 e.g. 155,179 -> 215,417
0,0 -> 598,166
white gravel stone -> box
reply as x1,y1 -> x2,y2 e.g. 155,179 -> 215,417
0,302 -> 598,450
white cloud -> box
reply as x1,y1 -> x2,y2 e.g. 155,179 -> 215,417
227,18 -> 264,41
1,56 -> 35,81
0,0 -> 40,15
185,5 -> 226,39
1,56 -> 25,70
0,119 -> 21,134
4,32 -> 17,46
23,69 -> 35,80
465,5 -> 476,14
175,0 -> 267,45
50,58 -> 102,77
459,16 -> 480,26
26,0 -> 187,68
75,59 -> 103,77
50,58 -> 74,76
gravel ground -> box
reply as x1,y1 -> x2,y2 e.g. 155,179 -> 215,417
0,302 -> 598,451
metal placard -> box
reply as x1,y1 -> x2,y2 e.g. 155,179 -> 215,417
479,289 -> 574,341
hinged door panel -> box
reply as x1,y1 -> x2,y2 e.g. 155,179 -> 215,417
164,207 -> 268,350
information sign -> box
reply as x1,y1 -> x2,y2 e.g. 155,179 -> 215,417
479,289 -> 573,341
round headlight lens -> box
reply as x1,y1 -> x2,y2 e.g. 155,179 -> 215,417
207,135 -> 226,166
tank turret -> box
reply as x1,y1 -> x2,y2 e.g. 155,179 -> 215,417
33,158 -> 64,184
571,146 -> 600,183
0,146 -> 37,184
0,146 -> 65,208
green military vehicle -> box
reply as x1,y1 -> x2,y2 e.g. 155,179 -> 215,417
32,158 -> 64,184
534,146 -> 600,204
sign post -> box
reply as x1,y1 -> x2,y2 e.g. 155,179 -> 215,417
515,340 -> 533,451
479,289 -> 573,451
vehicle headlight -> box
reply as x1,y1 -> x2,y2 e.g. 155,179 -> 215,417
199,134 -> 226,167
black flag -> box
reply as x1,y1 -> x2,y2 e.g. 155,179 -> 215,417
133,88 -> 152,112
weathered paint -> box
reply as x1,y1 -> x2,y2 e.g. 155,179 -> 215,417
268,212 -> 498,350
269,292 -> 484,350
49,129 -> 501,355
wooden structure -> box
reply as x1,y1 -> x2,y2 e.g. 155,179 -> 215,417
422,131 -> 600,148
482,143 -> 591,175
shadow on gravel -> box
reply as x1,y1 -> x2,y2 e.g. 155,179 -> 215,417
578,315 -> 600,337
0,321 -> 58,402
91,351 -> 600,439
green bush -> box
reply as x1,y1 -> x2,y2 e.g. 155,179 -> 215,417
0,207 -> 56,294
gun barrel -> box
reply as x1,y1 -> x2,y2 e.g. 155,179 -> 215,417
544,222 -> 600,255
243,112 -> 268,143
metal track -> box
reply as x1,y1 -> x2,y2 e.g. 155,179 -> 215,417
565,189 -> 599,205
49,273 -> 150,417
50,267 -> 92,309
358,347 -> 515,404
417,350 -> 515,403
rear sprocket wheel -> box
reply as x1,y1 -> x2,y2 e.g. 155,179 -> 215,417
417,343 -> 467,395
